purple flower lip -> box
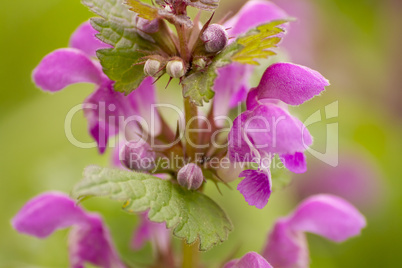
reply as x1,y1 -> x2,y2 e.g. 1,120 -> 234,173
224,194 -> 366,268
256,62 -> 330,105
262,194 -> 366,267
32,21 -> 161,154
12,192 -> 125,268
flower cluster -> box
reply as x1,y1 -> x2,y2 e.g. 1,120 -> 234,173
13,0 -> 365,267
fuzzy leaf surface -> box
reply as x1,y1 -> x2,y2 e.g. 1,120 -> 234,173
97,48 -> 146,94
82,0 -> 136,26
83,0 -> 154,93
73,166 -> 233,251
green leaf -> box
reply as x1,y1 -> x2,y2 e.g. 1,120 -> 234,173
182,19 -> 289,106
125,0 -> 159,20
84,0 -> 156,94
231,19 -> 290,65
182,72 -> 216,106
91,18 -> 150,49
97,48 -> 146,94
82,0 -> 136,25
72,166 -> 233,251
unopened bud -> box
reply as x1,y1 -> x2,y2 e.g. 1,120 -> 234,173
177,163 -> 204,190
121,141 -> 156,171
193,58 -> 206,70
166,59 -> 186,78
201,24 -> 228,53
136,17 -> 160,34
144,59 -> 164,77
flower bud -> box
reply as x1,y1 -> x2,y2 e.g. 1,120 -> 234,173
144,59 -> 164,77
121,141 -> 156,171
166,59 -> 186,78
201,24 -> 228,53
192,58 -> 206,70
177,163 -> 204,190
136,17 -> 160,34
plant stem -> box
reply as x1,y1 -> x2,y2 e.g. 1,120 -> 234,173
182,96 -> 200,267
182,240 -> 200,268
184,97 -> 198,160
175,23 -> 190,62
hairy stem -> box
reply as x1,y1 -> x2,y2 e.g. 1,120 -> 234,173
182,96 -> 200,267
175,23 -> 190,62
184,97 -> 199,160
182,240 -> 200,268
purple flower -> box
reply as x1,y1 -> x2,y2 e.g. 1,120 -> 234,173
228,62 -> 329,208
237,169 -> 272,209
262,194 -> 366,268
12,192 -> 125,268
131,212 -> 171,255
224,252 -> 273,268
32,21 -> 160,153
213,0 -> 288,118
224,194 -> 366,268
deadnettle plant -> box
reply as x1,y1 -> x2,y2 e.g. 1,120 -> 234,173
13,0 -> 365,267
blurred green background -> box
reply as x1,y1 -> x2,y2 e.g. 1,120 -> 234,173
1,0 -> 401,267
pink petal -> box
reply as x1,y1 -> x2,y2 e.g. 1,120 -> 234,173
213,63 -> 253,118
32,48 -> 103,92
245,104 -> 313,155
111,140 -> 126,167
12,192 -> 88,238
225,0 -> 288,38
69,214 -> 125,268
69,21 -> 112,58
84,77 -> 160,154
228,112 -> 253,163
224,252 -> 273,268
238,169 -> 272,209
127,77 -> 161,136
257,63 -> 329,105
131,213 -> 170,254
84,81 -> 131,154
280,152 -> 307,174
246,88 -> 259,111
12,193 -> 124,268
262,220 -> 309,268
287,194 -> 367,242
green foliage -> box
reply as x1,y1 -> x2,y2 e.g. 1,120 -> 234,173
90,18 -> 149,49
96,48 -> 146,94
125,0 -> 158,20
181,72 -> 216,106
182,19 -> 289,106
73,166 -> 233,251
83,0 -> 153,94
82,0 -> 136,25
232,20 -> 289,65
